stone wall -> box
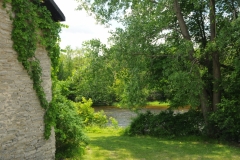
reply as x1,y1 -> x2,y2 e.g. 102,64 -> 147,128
0,1 -> 55,159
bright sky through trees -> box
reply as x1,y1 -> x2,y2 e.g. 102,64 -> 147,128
54,0 -> 112,49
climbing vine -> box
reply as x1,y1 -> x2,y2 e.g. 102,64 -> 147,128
2,0 -> 62,139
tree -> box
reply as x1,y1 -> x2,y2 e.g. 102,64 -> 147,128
73,39 -> 116,105
57,41 -> 116,105
57,46 -> 76,81
76,0 -> 240,136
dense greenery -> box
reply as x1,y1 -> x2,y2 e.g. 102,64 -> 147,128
53,81 -> 89,159
57,41 -> 117,105
76,0 -> 240,142
74,97 -> 108,127
54,80 -> 111,159
2,0 -> 61,138
127,110 -> 204,137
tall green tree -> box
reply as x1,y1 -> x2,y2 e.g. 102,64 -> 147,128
73,39 -> 116,105
57,46 -> 76,81
57,41 -> 116,105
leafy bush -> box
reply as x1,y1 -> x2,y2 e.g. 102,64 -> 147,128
127,109 -> 204,137
109,116 -> 119,129
53,82 -> 111,159
209,99 -> 240,142
54,82 -> 89,159
75,97 -> 108,127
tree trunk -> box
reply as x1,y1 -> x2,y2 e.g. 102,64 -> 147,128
173,0 -> 194,60
173,0 -> 191,40
200,89 -> 209,123
209,0 -> 221,111
173,0 -> 210,122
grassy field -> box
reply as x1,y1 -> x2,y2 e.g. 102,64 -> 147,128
146,101 -> 169,107
107,101 -> 170,109
77,127 -> 240,160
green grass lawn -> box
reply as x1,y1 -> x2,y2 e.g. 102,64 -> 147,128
110,101 -> 170,109
146,101 -> 169,106
146,101 -> 170,109
76,127 -> 240,160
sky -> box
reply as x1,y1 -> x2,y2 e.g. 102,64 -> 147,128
54,0 -> 113,49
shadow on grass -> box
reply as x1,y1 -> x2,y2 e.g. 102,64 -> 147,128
83,134 -> 240,160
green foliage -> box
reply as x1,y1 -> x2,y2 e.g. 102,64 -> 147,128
57,46 -> 76,81
75,97 -> 108,127
209,99 -> 240,142
165,70 -> 203,108
53,82 -> 116,158
2,0 -> 62,138
54,82 -> 89,159
109,117 -> 119,129
127,110 -> 204,137
57,43 -> 117,105
76,40 -> 116,105
205,17 -> 240,143
77,0 -> 240,141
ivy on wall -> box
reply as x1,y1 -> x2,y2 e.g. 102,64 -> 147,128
2,0 -> 62,139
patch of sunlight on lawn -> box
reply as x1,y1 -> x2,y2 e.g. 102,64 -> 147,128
79,127 -> 240,160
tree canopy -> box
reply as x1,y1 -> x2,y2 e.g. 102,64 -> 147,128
75,0 -> 240,138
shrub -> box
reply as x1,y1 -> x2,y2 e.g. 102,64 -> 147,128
127,109 -> 204,137
74,97 -> 108,127
54,82 -> 89,159
53,82 -> 110,159
109,116 -> 119,129
208,99 -> 240,142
